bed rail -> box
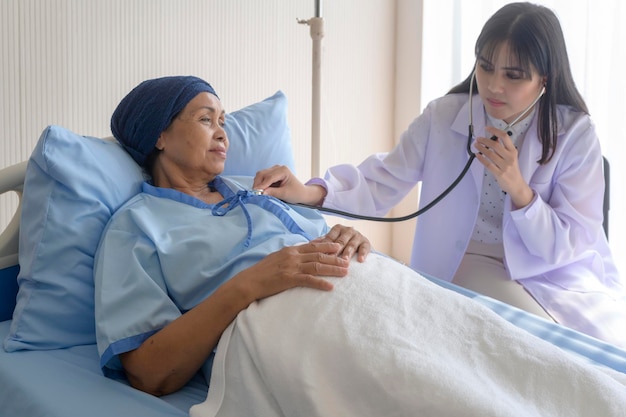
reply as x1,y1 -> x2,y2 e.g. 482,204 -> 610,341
0,161 -> 27,269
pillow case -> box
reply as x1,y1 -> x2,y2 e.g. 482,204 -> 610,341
3,90 -> 294,351
223,91 -> 295,176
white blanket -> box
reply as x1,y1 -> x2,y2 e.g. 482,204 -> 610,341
191,253 -> 626,417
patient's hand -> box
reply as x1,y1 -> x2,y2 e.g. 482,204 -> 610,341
236,241 -> 351,299
312,224 -> 371,263
120,240 -> 350,397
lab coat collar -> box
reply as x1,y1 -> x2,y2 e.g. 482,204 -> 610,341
449,94 -> 482,139
450,94 -> 488,194
516,105 -> 571,179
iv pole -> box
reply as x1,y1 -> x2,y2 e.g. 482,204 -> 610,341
298,0 -> 324,178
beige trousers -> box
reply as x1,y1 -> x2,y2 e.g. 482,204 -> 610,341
452,240 -> 554,321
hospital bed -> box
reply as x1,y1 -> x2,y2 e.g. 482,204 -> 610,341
1,91 -> 625,416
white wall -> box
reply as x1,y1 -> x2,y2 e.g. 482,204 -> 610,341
0,0 -> 410,258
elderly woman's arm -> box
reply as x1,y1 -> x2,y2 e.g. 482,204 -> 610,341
120,240 -> 353,396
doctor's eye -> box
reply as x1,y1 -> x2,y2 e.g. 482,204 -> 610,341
506,70 -> 526,80
478,62 -> 494,73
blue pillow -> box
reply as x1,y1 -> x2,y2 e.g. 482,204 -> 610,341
3,90 -> 294,351
223,91 -> 295,176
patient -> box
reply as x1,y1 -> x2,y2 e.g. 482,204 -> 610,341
95,75 -> 371,396
97,76 -> 626,416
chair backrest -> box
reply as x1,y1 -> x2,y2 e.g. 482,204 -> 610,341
603,156 -> 610,239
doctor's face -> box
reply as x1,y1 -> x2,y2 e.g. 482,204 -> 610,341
475,42 -> 545,125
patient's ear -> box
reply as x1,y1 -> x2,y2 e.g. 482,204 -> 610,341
155,134 -> 165,151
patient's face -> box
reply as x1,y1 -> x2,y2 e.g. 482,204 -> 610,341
155,92 -> 228,182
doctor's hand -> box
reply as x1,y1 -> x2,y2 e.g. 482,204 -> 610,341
312,224 -> 371,263
253,165 -> 327,206
474,126 -> 534,209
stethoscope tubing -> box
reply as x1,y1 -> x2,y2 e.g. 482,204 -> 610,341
295,71 -> 544,222
293,152 -> 476,222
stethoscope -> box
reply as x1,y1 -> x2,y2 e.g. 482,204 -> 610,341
286,71 -> 545,222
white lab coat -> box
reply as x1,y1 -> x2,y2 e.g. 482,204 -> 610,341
320,93 -> 625,347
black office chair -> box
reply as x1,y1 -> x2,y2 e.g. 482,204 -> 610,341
603,156 -> 610,239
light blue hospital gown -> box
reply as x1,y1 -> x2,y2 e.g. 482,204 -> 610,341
93,175 -> 329,383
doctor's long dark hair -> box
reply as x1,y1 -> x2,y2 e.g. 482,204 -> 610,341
448,2 -> 588,165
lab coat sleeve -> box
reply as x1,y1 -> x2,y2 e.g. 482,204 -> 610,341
503,110 -> 608,278
321,104 -> 434,217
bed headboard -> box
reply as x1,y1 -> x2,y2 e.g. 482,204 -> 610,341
0,161 -> 26,321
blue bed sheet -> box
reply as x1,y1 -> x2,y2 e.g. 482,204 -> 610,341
0,320 -> 207,417
424,273 -> 626,373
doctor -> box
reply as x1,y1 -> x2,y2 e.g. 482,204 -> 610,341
253,2 -> 625,348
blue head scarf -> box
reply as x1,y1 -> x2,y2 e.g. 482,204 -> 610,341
111,75 -> 219,166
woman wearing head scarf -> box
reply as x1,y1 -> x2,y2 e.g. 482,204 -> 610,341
253,2 -> 625,348
95,75 -> 371,396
